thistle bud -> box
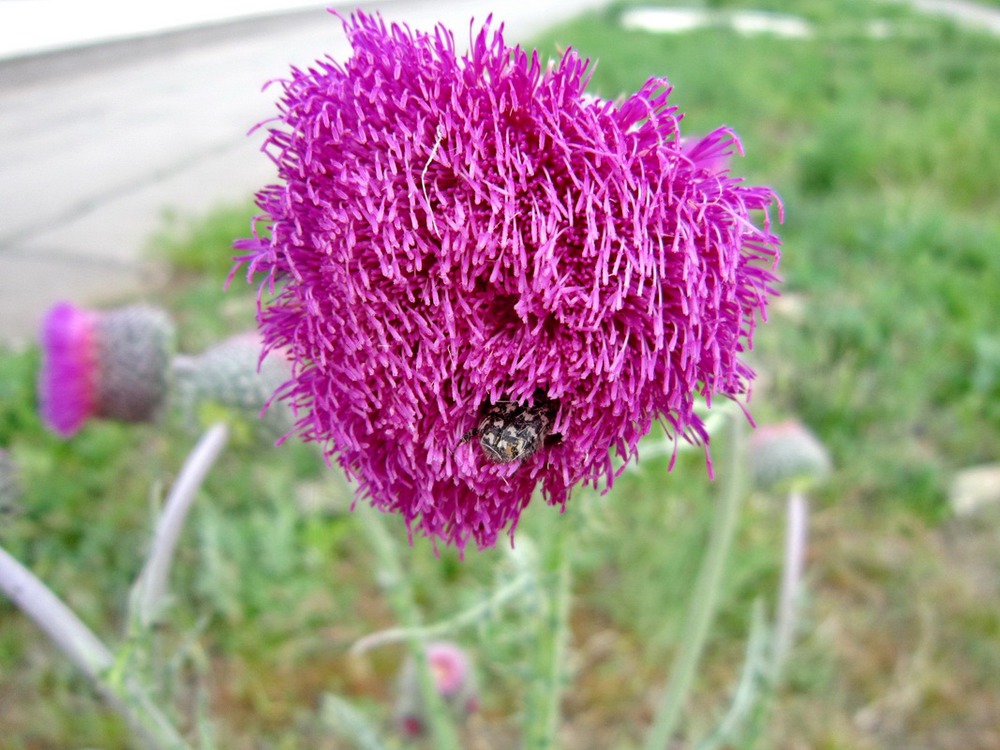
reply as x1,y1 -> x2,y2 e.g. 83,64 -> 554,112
394,641 -> 478,737
39,302 -> 175,437
172,333 -> 293,441
749,420 -> 831,493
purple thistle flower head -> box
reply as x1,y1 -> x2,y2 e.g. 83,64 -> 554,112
235,12 -> 781,550
38,301 -> 175,437
39,302 -> 99,437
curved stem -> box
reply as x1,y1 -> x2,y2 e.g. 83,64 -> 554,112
0,544 -> 113,680
132,423 -> 229,628
0,544 -> 189,749
694,599 -> 770,750
351,569 -> 534,654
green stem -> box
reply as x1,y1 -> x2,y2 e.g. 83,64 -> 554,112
351,568 -> 534,654
694,599 -> 770,750
524,511 -> 573,750
0,544 -> 190,750
644,412 -> 746,750
772,490 -> 808,679
357,503 -> 461,750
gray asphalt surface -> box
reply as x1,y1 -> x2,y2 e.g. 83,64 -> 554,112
0,0 -> 608,346
3,0 -> 997,347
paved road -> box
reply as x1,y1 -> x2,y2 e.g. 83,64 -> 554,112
4,0 -> 997,347
0,0 -> 608,346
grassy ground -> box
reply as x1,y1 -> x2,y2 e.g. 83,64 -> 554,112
2,0 -> 1000,748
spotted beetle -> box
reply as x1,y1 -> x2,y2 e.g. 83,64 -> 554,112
459,397 -> 558,464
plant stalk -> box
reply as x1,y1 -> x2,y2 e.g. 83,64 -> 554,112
357,502 -> 462,750
524,508 -> 573,750
0,544 -> 190,749
132,422 -> 229,628
773,490 -> 809,677
645,412 -> 746,750
351,568 -> 534,654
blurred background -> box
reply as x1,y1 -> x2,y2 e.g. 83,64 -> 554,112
2,0 -> 1000,748
0,0 -> 606,344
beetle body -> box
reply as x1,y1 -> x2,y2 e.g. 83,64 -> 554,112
460,399 -> 556,464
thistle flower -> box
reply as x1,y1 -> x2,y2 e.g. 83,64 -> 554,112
173,332 -> 293,441
38,302 -> 175,437
235,12 -> 781,549
395,641 -> 478,737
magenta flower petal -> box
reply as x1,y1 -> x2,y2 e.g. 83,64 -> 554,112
427,641 -> 472,697
395,641 -> 477,737
39,302 -> 99,437
236,12 -> 782,549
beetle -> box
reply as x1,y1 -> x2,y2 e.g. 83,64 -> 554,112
459,396 -> 559,464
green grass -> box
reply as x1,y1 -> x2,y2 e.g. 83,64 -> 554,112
561,0 -> 1000,517
3,0 -> 1000,748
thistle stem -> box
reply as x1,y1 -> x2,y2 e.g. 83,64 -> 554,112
0,545 -> 190,749
524,510 -> 573,750
694,599 -> 770,750
772,490 -> 809,679
351,568 -> 534,654
132,423 -> 229,628
356,502 -> 462,750
645,412 -> 746,750
0,544 -> 113,680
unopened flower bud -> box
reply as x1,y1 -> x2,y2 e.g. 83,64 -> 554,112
394,641 -> 478,737
173,332 -> 293,440
749,420 -> 831,493
39,302 -> 175,437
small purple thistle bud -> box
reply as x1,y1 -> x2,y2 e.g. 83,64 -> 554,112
172,332 -> 293,441
394,641 -> 478,738
748,420 -> 831,493
38,302 -> 175,437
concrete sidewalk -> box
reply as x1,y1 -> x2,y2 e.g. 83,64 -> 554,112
3,0 -> 998,348
0,0 -> 608,347
0,1 -> 353,61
